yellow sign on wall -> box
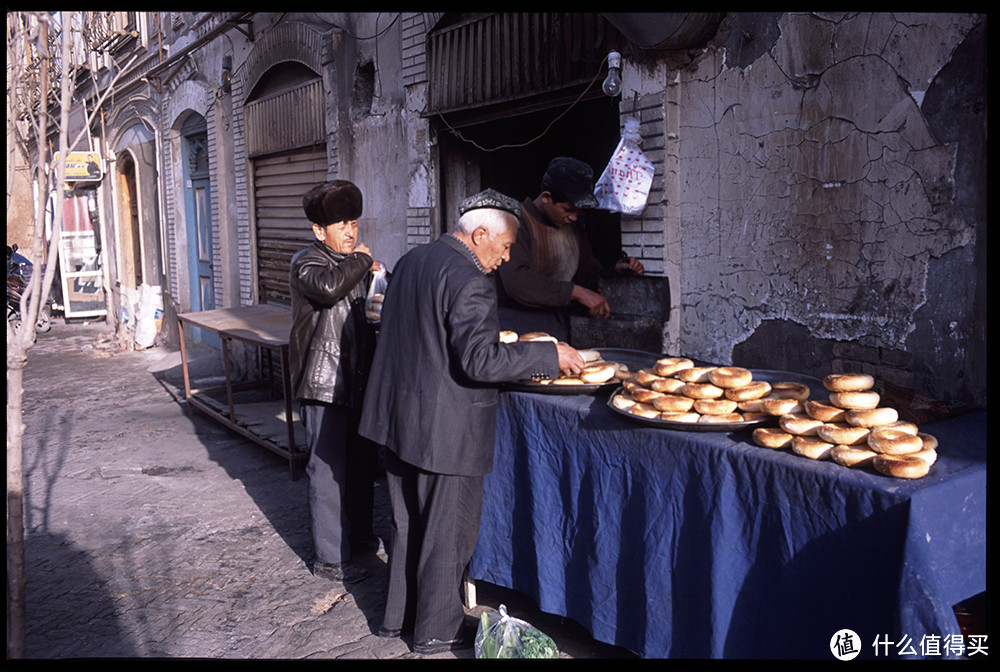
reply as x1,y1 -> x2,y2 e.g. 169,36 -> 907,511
54,152 -> 104,182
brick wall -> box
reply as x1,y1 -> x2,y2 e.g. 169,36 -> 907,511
620,92 -> 666,275
402,13 -> 435,248
831,342 -> 914,390
401,13 -> 429,87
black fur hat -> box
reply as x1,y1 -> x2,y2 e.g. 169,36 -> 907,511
303,180 -> 363,225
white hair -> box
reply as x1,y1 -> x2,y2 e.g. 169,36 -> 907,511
456,208 -> 516,239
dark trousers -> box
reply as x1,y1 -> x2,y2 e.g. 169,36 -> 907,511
382,449 -> 483,643
301,401 -> 377,564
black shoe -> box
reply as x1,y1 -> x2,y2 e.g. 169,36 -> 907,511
312,561 -> 370,584
413,624 -> 476,655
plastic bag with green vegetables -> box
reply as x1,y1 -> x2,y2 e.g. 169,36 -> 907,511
474,604 -> 558,659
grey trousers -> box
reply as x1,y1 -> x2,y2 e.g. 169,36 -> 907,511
301,401 -> 377,564
381,449 -> 483,643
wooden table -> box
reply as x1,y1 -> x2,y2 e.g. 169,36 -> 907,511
177,304 -> 305,479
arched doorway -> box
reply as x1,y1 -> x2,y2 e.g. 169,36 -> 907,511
116,151 -> 143,290
181,113 -> 213,314
180,112 -> 216,345
113,120 -> 164,292
244,61 -> 327,305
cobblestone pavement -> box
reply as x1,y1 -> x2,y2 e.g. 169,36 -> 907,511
16,321 -> 636,660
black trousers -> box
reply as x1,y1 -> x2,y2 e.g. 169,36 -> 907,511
381,449 -> 483,643
301,401 -> 378,564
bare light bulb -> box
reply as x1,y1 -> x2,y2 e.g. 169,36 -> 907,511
602,51 -> 622,97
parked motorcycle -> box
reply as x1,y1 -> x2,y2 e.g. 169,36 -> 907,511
7,244 -> 53,334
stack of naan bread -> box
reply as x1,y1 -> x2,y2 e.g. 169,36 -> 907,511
752,372 -> 938,479
610,357 -> 809,425
500,331 -> 631,386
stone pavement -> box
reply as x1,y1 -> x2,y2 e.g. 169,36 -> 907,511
16,320 -> 637,660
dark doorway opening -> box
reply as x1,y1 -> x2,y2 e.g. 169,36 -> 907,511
438,94 -> 625,269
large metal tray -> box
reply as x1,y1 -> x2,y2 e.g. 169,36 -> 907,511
503,348 -> 664,396
607,369 -> 826,432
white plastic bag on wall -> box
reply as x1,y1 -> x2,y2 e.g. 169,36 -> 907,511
119,286 -> 137,333
594,117 -> 655,215
134,283 -> 163,349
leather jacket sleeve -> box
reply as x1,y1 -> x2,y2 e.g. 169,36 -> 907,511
289,242 -> 376,406
293,248 -> 373,307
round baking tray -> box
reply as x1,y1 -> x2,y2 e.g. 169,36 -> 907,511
505,379 -> 619,395
607,369 -> 826,432
503,347 -> 664,395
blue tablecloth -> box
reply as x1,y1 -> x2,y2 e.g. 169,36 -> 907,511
470,391 -> 986,659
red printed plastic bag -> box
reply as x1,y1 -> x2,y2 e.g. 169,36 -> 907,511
594,117 -> 654,215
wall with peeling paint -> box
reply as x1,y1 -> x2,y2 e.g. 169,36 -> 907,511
112,12 -> 983,406
661,12 -> 986,405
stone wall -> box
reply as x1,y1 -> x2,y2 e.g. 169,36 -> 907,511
88,12 -> 985,405
664,12 -> 985,404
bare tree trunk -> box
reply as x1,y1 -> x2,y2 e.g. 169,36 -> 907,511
5,14 -> 47,658
7,13 -> 70,658
6,360 -> 28,659
5,14 -> 46,652
8,13 -> 137,656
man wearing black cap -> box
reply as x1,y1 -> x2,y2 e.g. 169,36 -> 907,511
359,188 -> 584,654
497,156 -> 644,342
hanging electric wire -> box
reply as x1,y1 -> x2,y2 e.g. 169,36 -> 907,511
436,53 -> 611,153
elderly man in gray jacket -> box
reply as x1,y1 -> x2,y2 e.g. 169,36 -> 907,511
360,188 -> 583,654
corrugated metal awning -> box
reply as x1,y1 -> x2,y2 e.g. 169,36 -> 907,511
245,78 -> 325,158
427,13 -> 620,117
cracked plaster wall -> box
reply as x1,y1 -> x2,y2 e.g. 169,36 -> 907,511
664,12 -> 984,403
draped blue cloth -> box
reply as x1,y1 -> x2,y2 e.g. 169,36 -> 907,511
470,392 -> 986,659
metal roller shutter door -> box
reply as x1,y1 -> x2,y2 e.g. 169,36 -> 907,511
253,147 -> 328,305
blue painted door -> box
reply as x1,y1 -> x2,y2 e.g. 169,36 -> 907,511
182,122 -> 218,346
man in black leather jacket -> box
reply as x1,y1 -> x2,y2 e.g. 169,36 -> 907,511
290,179 -> 380,584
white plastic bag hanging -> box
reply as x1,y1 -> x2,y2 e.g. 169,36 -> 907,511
594,117 -> 655,215
365,267 -> 388,323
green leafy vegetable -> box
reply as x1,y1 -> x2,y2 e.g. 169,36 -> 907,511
475,607 -> 558,659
